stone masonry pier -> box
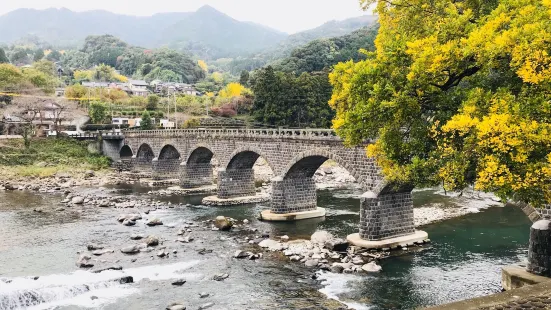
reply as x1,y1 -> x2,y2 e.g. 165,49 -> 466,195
103,128 -> 428,247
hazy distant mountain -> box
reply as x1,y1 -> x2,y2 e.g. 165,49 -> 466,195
0,8 -> 189,48
0,6 -> 376,59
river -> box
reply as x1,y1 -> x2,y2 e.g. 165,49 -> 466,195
0,184 -> 531,310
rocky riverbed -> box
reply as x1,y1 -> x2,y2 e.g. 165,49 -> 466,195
0,164 -> 527,309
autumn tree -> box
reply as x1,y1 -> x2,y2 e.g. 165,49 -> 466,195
65,84 -> 88,100
330,0 -> 551,206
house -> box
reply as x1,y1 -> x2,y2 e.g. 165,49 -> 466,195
3,101 -> 76,136
55,88 -> 65,97
82,82 -> 109,88
159,119 -> 175,129
128,80 -> 149,97
152,81 -> 199,96
112,117 -> 130,126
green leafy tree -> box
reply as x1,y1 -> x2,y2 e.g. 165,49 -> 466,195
82,35 -> 127,67
251,66 -> 333,128
60,50 -> 90,70
239,70 -> 250,86
22,68 -> 55,94
0,48 -> 8,63
146,95 -> 160,111
89,102 -> 108,123
0,64 -> 24,91
33,49 -> 45,62
9,48 -> 30,65
45,50 -> 62,62
33,60 -> 55,76
140,111 -> 154,130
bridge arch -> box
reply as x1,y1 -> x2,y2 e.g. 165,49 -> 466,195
186,144 -> 216,165
282,149 -> 361,185
136,143 -> 155,162
119,145 -> 133,159
158,144 -> 181,160
225,146 -> 275,172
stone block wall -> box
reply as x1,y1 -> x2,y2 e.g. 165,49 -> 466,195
152,159 -> 180,180
113,159 -> 133,171
180,163 -> 213,188
359,191 -> 415,241
102,139 -> 124,161
217,169 -> 255,199
271,178 -> 317,214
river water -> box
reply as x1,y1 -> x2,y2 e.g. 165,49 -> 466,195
0,184 -> 531,310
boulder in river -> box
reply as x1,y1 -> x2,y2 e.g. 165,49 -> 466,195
362,261 -> 382,273
92,249 -> 114,256
324,238 -> 349,252
118,214 -> 142,223
123,219 -> 136,226
76,254 -> 94,268
166,302 -> 186,310
233,250 -> 249,259
171,279 -> 186,286
117,276 -> 134,284
130,234 -> 144,240
311,231 -> 333,245
198,302 -> 215,310
87,243 -> 104,251
72,196 -> 84,205
212,273 -> 229,281
145,235 -> 159,247
214,216 -> 233,231
146,218 -> 163,226
91,265 -> 123,273
304,259 -> 319,267
120,245 -> 140,254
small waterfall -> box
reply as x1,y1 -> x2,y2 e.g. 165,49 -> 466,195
0,261 -> 201,310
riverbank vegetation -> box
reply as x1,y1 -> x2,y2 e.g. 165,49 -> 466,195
330,0 -> 551,206
0,138 -> 110,178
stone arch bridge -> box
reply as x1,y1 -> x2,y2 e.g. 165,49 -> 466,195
101,128 -> 426,248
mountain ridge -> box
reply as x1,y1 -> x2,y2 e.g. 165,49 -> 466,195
0,6 -> 377,59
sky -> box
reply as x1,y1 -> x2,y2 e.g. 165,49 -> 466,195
0,0 -> 375,34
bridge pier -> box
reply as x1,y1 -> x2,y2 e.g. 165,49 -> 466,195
347,189 -> 428,249
179,163 -> 213,188
260,177 -> 326,221
152,157 -> 181,180
217,168 -> 256,199
131,155 -> 151,173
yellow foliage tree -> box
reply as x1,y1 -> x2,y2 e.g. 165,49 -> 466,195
331,0 -> 551,206
219,82 -> 249,98
198,60 -> 208,73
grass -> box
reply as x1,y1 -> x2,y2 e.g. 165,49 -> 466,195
0,138 -> 111,178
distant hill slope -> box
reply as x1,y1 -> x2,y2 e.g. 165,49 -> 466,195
271,26 -> 379,74
215,16 -> 379,75
0,6 -> 377,60
0,6 -> 286,58
0,8 -> 189,48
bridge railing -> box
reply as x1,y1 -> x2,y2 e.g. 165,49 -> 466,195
122,128 -> 341,140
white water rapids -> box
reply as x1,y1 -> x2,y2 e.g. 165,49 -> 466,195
0,261 -> 201,310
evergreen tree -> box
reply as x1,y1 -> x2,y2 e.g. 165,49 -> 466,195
33,49 -> 45,62
0,48 -> 9,63
239,70 -> 250,86
141,111 -> 154,130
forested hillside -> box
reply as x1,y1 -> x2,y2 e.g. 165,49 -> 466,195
0,6 -> 376,60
